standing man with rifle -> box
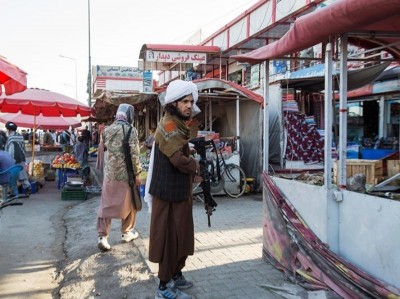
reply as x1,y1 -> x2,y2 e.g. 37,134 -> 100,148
96,104 -> 142,252
145,80 -> 201,299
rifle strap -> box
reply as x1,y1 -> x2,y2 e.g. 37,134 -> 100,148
122,125 -> 135,182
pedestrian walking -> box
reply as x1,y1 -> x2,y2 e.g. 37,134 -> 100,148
145,80 -> 201,299
96,104 -> 142,251
4,121 -> 31,195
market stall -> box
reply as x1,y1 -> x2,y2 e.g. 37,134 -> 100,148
0,87 -> 91,196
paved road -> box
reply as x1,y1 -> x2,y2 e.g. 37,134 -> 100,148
0,180 -> 79,299
0,163 -> 339,298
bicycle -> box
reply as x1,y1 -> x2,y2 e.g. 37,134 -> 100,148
192,138 -> 247,199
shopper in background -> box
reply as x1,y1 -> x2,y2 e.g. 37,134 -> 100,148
96,104 -> 142,252
4,121 -> 31,195
60,129 -> 71,152
50,130 -> 57,145
82,125 -> 92,147
146,80 -> 201,299
73,135 -> 89,182
91,124 -> 99,147
22,129 -> 29,141
42,130 -> 54,146
0,130 -> 7,150
69,127 -> 77,148
143,127 -> 156,151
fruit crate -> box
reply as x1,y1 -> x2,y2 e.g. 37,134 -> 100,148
61,189 -> 87,201
333,159 -> 383,185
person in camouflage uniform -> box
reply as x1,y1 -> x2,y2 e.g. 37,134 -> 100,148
96,104 -> 142,251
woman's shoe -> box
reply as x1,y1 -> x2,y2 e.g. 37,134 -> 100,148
97,236 -> 111,251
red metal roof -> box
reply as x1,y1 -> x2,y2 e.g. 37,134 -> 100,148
231,0 -> 400,64
193,78 -> 263,104
156,78 -> 263,104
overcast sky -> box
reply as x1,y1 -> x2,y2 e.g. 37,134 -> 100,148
1,0 -> 259,105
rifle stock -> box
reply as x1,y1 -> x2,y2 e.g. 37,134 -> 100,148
190,137 -> 218,227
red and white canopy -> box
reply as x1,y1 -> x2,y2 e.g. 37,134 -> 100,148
231,0 -> 400,64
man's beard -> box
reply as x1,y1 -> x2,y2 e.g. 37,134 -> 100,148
169,105 -> 190,121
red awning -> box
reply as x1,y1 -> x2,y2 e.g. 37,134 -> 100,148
231,0 -> 400,64
140,44 -> 220,54
0,56 -> 27,96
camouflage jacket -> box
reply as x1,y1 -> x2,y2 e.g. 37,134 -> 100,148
102,122 -> 142,181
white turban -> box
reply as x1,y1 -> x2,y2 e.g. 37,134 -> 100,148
161,80 -> 201,116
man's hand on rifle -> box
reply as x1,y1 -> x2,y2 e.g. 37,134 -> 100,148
194,174 -> 203,183
193,166 -> 203,183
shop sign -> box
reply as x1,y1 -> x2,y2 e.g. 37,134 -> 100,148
372,79 -> 400,94
95,65 -> 143,78
288,63 -> 327,79
250,64 -> 260,89
143,71 -> 153,93
145,50 -> 207,64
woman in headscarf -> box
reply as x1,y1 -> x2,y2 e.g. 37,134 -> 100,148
96,104 -> 143,251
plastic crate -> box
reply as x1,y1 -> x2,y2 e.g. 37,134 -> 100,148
61,189 -> 87,201
22,181 -> 38,194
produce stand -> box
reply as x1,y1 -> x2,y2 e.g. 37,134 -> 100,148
51,153 -> 81,190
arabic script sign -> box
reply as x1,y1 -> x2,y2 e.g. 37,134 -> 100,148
96,65 -> 143,78
145,50 -> 207,64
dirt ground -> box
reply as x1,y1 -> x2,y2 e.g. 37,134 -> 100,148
0,180 -> 156,299
58,194 -> 156,299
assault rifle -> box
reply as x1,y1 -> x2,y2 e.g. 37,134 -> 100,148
189,137 -> 218,227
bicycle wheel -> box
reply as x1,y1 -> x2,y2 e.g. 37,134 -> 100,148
222,164 -> 247,198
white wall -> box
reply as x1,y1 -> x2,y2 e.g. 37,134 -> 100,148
272,176 -> 400,288
272,177 -> 328,242
339,189 -> 400,288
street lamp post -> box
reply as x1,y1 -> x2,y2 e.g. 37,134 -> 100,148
59,55 -> 78,100
87,0 -> 92,132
